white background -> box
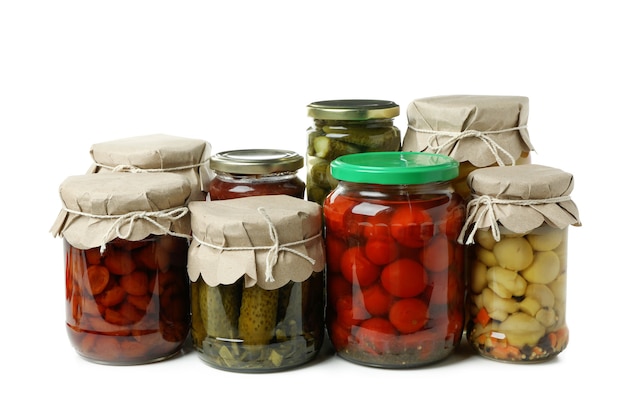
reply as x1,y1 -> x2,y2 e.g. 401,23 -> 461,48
1,1 -> 623,415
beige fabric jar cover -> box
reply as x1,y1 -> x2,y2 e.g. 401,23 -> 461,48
187,195 -> 325,291
459,164 -> 582,244
88,133 -> 212,201
50,172 -> 192,251
402,95 -> 534,167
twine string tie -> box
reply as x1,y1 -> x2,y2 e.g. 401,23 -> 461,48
409,126 -> 526,166
459,194 -> 572,244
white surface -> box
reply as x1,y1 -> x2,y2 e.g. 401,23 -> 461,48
1,1 -> 622,415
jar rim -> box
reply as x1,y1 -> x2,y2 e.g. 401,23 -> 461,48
210,149 -> 303,175
307,99 -> 400,120
330,151 -> 459,185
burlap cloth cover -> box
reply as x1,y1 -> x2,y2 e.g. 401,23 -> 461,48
459,164 -> 581,244
88,133 -> 212,201
402,95 -> 534,167
50,172 -> 192,251
187,195 -> 325,291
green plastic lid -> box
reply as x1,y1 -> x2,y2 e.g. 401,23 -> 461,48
330,152 -> 459,185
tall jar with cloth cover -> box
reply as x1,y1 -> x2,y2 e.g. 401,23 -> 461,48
402,95 -> 534,200
187,195 -> 326,372
459,165 -> 581,362
305,99 -> 401,205
88,133 -> 213,201
50,172 -> 193,365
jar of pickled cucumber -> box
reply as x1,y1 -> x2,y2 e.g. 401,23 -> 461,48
402,95 -> 535,200
50,172 -> 193,365
187,195 -> 326,372
89,133 -> 213,201
208,149 -> 305,200
459,165 -> 581,363
306,99 -> 401,205
324,152 -> 466,368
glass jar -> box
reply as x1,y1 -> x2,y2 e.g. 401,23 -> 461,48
208,149 -> 305,200
51,172 -> 193,365
402,95 -> 534,200
324,152 -> 466,368
188,195 -> 326,372
306,99 -> 401,205
460,165 -> 581,363
89,133 -> 213,201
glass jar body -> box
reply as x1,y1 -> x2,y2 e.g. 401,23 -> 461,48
190,272 -> 325,372
64,235 -> 190,365
324,181 -> 466,368
306,119 -> 401,205
466,225 -> 569,362
208,171 -> 305,200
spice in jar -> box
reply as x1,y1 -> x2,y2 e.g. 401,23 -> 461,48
306,99 -> 401,205
459,164 -> 581,362
324,152 -> 466,368
208,149 -> 305,200
50,172 -> 192,365
402,95 -> 535,200
187,195 -> 326,372
89,133 -> 212,201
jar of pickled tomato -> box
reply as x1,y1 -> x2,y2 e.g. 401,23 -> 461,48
306,99 -> 401,205
208,149 -> 305,200
402,95 -> 534,200
324,151 -> 466,368
51,172 -> 192,365
460,164 -> 581,363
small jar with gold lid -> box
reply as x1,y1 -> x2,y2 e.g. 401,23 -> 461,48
208,149 -> 305,200
305,99 -> 401,205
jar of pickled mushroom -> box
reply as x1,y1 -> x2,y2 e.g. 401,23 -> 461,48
402,95 -> 535,200
50,172 -> 192,365
306,99 -> 401,205
324,151 -> 466,368
89,133 -> 212,201
459,164 -> 581,363
208,149 -> 305,200
187,195 -> 326,372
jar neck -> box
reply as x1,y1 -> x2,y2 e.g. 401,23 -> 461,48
314,118 -> 395,128
336,181 -> 455,200
214,170 -> 299,182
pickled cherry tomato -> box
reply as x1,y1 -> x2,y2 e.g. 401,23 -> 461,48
340,246 -> 380,287
364,236 -> 399,266
380,258 -> 428,298
390,205 -> 434,248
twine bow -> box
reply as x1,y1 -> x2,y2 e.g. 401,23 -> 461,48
62,205 -> 191,254
409,126 -> 526,167
193,207 -> 319,283
459,194 -> 573,244
93,158 -> 210,173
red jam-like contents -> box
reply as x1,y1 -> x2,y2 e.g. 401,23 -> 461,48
324,188 -> 466,368
65,235 -> 190,365
208,172 -> 305,200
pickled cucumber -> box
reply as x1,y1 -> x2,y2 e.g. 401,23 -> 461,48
238,284 -> 279,345
197,280 -> 241,340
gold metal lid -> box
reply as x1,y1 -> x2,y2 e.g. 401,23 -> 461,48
307,99 -> 400,120
209,149 -> 304,175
